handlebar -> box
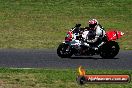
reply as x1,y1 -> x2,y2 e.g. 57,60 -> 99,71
75,24 -> 81,27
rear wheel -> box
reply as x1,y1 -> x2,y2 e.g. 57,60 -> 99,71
57,43 -> 73,58
100,41 -> 119,58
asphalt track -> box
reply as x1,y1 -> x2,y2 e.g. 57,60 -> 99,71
0,49 -> 132,70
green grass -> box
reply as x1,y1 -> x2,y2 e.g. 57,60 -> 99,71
0,0 -> 131,49
0,68 -> 131,88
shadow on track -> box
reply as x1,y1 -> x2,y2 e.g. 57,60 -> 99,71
70,56 -> 119,60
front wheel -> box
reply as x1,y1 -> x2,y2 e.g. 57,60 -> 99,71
57,43 -> 73,58
99,41 -> 120,59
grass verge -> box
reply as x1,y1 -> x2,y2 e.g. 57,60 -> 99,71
0,68 -> 131,88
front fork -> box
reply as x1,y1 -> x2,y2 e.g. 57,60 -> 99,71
63,41 -> 72,52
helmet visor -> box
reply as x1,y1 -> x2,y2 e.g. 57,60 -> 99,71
89,24 -> 96,28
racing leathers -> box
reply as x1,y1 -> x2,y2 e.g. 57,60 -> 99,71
82,24 -> 106,49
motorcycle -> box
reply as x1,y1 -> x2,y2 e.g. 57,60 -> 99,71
57,24 -> 124,58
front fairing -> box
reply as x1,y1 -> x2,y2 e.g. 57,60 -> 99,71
64,39 -> 81,45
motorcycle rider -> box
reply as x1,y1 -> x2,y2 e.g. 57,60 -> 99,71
83,19 -> 106,50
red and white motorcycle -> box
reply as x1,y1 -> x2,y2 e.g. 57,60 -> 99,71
57,24 -> 124,58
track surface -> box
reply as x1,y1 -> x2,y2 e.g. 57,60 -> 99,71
0,49 -> 132,70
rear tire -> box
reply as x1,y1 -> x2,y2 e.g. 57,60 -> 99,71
57,43 -> 73,58
100,41 -> 119,59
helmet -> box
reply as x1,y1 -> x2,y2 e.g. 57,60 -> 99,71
88,19 -> 98,29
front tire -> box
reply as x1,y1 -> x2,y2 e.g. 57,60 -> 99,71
100,41 -> 120,58
57,43 -> 73,58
